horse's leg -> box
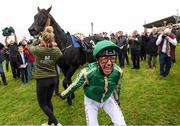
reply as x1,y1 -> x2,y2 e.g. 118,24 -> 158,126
64,66 -> 78,105
61,68 -> 68,89
54,64 -> 61,96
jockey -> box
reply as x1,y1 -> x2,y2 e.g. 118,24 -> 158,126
61,40 -> 126,126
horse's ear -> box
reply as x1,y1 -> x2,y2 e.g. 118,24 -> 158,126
47,6 -> 52,13
66,31 -> 70,36
37,7 -> 41,12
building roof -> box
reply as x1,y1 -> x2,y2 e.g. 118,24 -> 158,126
143,15 -> 180,28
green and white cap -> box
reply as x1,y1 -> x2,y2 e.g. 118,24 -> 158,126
93,40 -> 120,58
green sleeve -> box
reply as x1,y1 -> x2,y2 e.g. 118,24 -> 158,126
32,39 -> 40,46
56,47 -> 63,59
28,39 -> 40,55
29,46 -> 37,55
61,68 -> 88,97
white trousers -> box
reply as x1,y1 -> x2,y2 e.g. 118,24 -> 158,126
84,95 -> 126,126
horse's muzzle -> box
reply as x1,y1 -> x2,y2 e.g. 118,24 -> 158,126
28,27 -> 38,36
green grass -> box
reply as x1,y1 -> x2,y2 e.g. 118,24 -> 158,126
0,45 -> 180,125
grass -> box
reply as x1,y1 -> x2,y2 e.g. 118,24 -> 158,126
0,45 -> 180,125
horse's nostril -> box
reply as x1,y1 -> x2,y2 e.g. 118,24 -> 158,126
29,28 -> 34,32
29,28 -> 38,36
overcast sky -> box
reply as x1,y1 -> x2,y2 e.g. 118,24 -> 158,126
0,0 -> 180,42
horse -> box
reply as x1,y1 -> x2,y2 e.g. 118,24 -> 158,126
28,6 -> 104,105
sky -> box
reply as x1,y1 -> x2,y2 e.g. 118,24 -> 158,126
0,0 -> 180,43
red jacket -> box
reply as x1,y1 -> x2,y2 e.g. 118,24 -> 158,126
24,48 -> 36,63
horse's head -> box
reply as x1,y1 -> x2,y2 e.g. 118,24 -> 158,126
28,6 -> 52,37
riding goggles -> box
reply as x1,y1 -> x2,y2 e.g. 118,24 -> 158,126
99,56 -> 117,64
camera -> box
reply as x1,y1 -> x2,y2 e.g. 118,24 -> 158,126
2,26 -> 15,36
162,34 -> 167,39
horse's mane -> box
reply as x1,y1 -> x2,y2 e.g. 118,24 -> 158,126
49,14 -> 68,50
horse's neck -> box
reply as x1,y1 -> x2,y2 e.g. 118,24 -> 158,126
50,17 -> 67,50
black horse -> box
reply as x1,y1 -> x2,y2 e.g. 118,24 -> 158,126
28,7 -> 104,105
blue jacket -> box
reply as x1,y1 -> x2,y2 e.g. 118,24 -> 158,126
17,52 -> 29,68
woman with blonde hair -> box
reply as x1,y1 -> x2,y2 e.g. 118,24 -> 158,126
29,26 -> 63,126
